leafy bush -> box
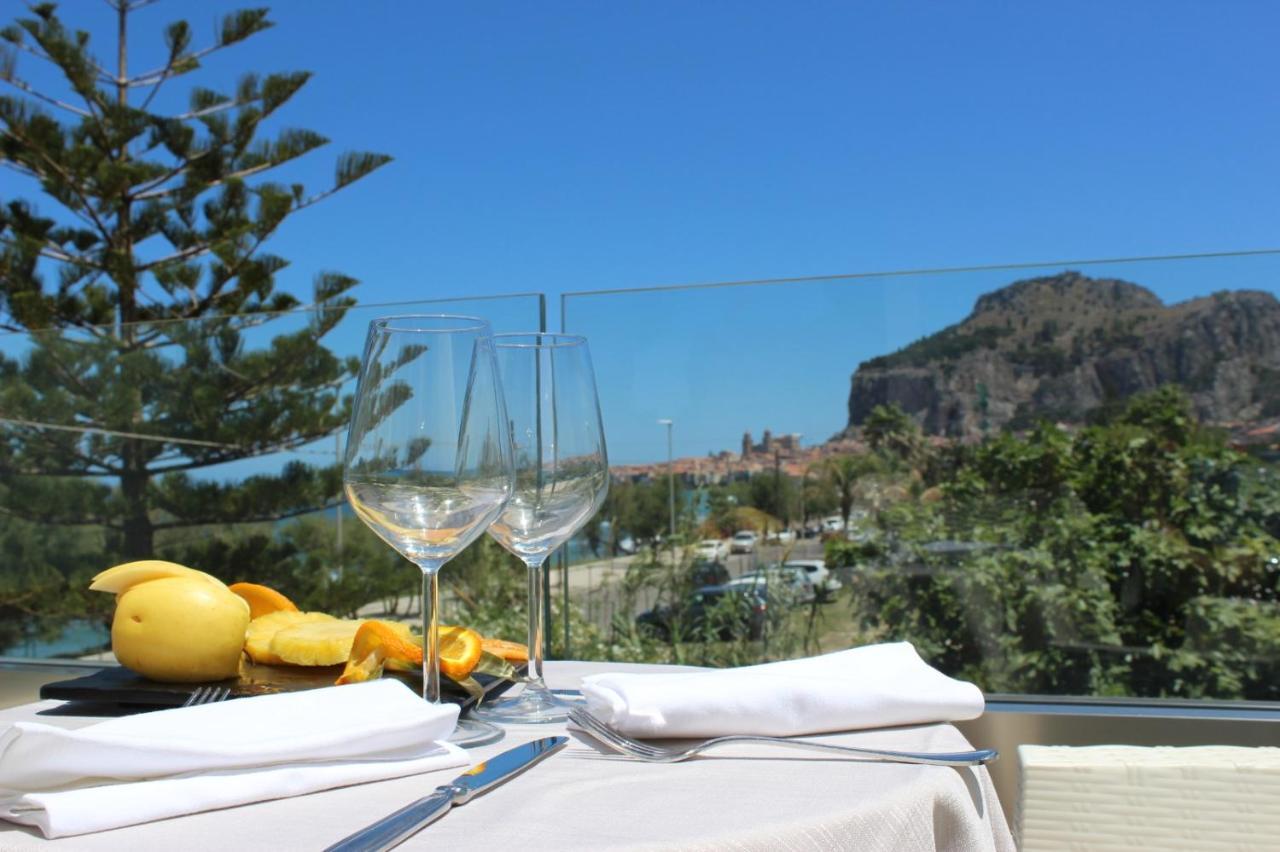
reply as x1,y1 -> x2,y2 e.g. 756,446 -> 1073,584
828,386 -> 1280,699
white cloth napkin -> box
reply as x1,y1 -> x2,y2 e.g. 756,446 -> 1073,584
580,642 -> 984,738
0,679 -> 467,838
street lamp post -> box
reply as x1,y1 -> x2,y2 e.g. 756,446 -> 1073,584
658,419 -> 675,546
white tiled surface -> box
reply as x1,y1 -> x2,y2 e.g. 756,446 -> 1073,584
1018,744 -> 1280,851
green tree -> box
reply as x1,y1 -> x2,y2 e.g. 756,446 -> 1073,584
0,3 -> 390,567
600,477 -> 674,547
800,468 -> 836,526
822,453 -> 890,531
832,387 -> 1280,700
749,469 -> 797,529
862,402 -> 924,463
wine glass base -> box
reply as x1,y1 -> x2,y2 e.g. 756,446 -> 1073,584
449,717 -> 506,748
471,685 -> 581,724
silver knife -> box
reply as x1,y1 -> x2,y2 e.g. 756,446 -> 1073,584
324,736 -> 569,852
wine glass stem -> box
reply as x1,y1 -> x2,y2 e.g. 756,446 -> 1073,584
420,563 -> 443,703
525,557 -> 548,690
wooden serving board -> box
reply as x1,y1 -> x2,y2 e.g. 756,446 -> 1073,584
39,661 -> 519,714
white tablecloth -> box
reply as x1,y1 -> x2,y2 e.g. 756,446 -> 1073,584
0,661 -> 1014,852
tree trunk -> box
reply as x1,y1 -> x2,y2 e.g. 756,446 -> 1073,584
120,467 -> 153,560
115,3 -> 148,562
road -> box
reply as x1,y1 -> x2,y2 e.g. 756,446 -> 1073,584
349,537 -> 828,638
547,538 -> 827,634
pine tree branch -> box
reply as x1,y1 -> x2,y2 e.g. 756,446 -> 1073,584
0,72 -> 92,117
138,170 -> 301,276
0,151 -> 100,230
0,236 -> 103,270
0,421 -> 123,474
232,370 -> 349,407
167,227 -> 275,321
175,97 -> 238,120
133,159 -> 271,201
0,37 -> 55,69
0,503 -> 114,527
2,126 -> 114,242
124,149 -> 210,199
1,159 -> 36,178
151,500 -> 338,530
146,429 -> 341,474
135,239 -> 214,272
137,62 -> 173,111
0,460 -> 120,477
128,41 -> 219,87
0,424 -> 124,474
172,71 -> 310,122
0,32 -> 110,84
15,15 -> 110,124
37,348 -> 97,400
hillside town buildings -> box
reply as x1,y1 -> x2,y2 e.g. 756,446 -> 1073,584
610,427 -> 866,484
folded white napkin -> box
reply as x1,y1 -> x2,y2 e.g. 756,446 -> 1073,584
580,642 -> 984,738
0,679 -> 467,838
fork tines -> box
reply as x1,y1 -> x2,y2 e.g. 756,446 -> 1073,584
182,685 -> 232,707
569,706 -> 659,758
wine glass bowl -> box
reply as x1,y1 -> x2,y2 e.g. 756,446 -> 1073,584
475,332 -> 608,724
343,314 -> 514,746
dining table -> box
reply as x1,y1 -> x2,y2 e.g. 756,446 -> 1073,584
0,660 -> 1015,851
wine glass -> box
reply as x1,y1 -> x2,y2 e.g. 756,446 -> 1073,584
343,314 -> 514,747
473,333 -> 609,724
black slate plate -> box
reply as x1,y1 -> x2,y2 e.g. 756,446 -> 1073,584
40,661 -> 521,715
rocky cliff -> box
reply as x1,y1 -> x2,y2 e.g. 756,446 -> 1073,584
845,272 -> 1280,437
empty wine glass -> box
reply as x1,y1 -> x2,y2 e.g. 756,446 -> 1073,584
474,333 -> 608,724
343,314 -> 514,747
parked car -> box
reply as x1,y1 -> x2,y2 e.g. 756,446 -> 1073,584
782,559 -> 843,602
730,530 -> 758,553
765,528 -> 796,545
693,539 -> 730,561
689,558 -> 731,587
636,583 -> 768,641
731,564 -> 816,605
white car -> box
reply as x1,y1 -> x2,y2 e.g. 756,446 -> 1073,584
783,559 -> 843,602
730,530 -> 758,554
734,565 -> 816,605
693,539 -> 730,561
766,528 -> 796,545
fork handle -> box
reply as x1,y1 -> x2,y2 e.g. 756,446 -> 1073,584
722,736 -> 997,767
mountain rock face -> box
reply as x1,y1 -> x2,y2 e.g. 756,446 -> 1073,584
845,272 -> 1280,437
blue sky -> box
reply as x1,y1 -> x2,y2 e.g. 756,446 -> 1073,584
8,1 -> 1280,464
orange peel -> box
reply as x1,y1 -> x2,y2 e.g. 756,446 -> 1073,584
335,622 -> 484,685
229,582 -> 299,620
481,637 -> 529,664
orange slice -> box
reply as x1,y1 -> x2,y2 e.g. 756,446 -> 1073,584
335,623 -> 484,686
481,637 -> 529,664
439,626 -> 484,681
229,582 -> 299,619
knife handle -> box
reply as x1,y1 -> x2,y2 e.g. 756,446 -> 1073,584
323,785 -> 459,852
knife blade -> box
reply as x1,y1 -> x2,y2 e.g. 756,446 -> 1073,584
324,736 -> 568,852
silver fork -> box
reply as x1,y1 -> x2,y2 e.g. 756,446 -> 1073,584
569,706 -> 997,767
182,685 -> 233,707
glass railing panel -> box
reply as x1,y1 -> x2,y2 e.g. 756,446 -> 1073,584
0,294 -> 544,660
557,252 -> 1280,701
